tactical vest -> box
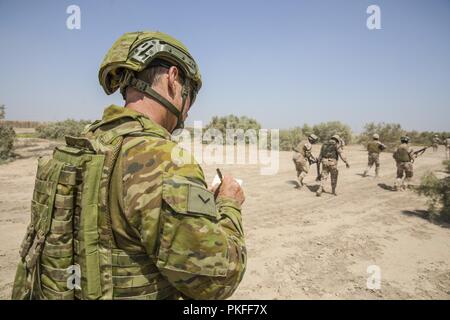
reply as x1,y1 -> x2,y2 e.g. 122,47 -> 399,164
394,144 -> 411,162
321,142 -> 338,160
12,115 -> 177,300
367,141 -> 381,154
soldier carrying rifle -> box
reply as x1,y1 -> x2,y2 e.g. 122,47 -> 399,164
392,136 -> 430,191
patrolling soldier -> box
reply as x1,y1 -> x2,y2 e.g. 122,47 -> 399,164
292,134 -> 319,189
316,135 -> 350,197
362,133 -> 386,178
393,136 -> 417,191
431,134 -> 441,152
12,31 -> 246,300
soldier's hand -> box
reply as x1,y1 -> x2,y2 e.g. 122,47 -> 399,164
210,175 -> 245,206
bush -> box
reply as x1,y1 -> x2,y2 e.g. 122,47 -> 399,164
359,122 -> 450,151
279,127 -> 304,151
312,121 -> 353,145
0,104 -> 16,161
204,115 -> 262,144
358,122 -> 403,151
416,171 -> 450,222
35,119 -> 91,140
0,125 -> 16,160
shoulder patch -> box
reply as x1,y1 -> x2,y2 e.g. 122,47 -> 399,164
162,173 -> 217,220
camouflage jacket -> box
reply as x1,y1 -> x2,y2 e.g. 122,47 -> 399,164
90,105 -> 246,299
367,141 -> 386,154
293,140 -> 313,160
393,143 -> 414,163
319,140 -> 348,163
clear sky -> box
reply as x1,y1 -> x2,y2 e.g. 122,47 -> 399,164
0,0 -> 449,132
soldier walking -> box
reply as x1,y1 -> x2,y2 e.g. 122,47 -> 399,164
362,133 -> 386,178
292,134 -> 319,189
316,135 -> 350,197
393,136 -> 417,191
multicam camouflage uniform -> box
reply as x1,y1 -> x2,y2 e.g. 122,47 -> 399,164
292,140 -> 314,187
316,137 -> 349,196
100,106 -> 246,299
12,31 -> 246,300
393,142 -> 415,191
363,135 -> 386,178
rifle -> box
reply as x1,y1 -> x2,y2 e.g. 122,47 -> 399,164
412,146 -> 431,157
315,159 -> 322,181
411,145 -> 431,162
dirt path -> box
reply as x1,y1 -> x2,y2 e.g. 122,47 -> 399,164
1,141 -> 449,299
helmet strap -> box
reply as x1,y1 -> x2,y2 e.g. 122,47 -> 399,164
122,72 -> 188,132
175,79 -> 191,130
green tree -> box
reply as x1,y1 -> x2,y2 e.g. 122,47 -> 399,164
312,121 -> 353,144
359,122 -> 403,151
35,119 -> 91,140
0,105 -> 16,161
204,115 -> 262,144
0,104 -> 5,120
416,166 -> 450,222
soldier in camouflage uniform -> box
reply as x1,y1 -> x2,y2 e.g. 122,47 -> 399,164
316,135 -> 350,197
362,133 -> 386,178
431,134 -> 441,152
12,31 -> 246,300
292,133 -> 319,188
393,136 -> 417,191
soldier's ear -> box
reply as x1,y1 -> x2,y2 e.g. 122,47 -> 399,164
167,66 -> 179,96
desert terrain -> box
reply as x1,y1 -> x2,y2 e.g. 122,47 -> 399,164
0,137 -> 449,299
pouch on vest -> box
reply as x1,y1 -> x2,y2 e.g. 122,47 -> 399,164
12,118 -> 158,300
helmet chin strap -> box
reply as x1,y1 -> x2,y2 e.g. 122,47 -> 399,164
122,72 -> 190,133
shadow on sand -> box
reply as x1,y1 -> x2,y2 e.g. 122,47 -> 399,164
401,210 -> 450,228
286,180 -> 300,188
377,183 -> 396,192
305,184 -> 320,193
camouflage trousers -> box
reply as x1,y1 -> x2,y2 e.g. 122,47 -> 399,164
394,161 -> 413,190
293,153 -> 310,185
364,153 -> 380,176
432,144 -> 438,152
319,158 -> 338,192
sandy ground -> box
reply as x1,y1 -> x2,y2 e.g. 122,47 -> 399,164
1,139 -> 449,299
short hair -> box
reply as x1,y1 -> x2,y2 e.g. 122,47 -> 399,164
135,65 -> 167,87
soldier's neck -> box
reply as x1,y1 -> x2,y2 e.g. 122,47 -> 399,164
125,100 -> 173,132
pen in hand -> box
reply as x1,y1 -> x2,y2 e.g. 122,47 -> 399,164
214,168 -> 223,199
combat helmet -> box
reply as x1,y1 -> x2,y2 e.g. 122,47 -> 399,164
373,133 -> 380,140
99,31 -> 202,130
400,136 -> 410,143
331,134 -> 341,143
308,133 -> 318,143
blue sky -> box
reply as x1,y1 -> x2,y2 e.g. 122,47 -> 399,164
0,0 -> 449,132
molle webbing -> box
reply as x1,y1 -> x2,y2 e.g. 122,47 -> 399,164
13,118 -> 174,300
